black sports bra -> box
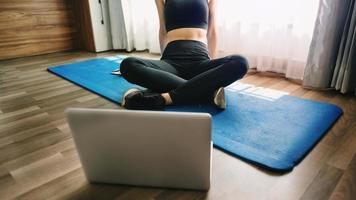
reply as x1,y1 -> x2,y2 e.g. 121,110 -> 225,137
164,0 -> 209,32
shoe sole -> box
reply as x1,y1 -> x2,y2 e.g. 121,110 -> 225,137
121,88 -> 141,108
214,87 -> 226,109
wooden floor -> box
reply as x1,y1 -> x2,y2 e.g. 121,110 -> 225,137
0,51 -> 355,200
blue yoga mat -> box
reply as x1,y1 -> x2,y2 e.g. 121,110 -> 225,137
48,56 -> 342,172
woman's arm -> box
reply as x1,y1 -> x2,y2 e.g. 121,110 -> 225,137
207,0 -> 218,59
155,0 -> 167,54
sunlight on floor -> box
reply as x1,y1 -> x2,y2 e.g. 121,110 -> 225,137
228,83 -> 289,101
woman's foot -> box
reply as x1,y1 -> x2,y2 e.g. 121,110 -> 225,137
121,89 -> 166,110
213,87 -> 226,109
121,88 -> 140,108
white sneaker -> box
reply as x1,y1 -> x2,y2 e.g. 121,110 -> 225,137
213,87 -> 226,109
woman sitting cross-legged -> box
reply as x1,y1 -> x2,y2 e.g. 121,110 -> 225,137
120,0 -> 248,110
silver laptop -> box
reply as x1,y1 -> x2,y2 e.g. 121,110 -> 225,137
66,108 -> 212,190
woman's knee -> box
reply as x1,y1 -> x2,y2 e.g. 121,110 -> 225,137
120,57 -> 141,78
226,55 -> 249,76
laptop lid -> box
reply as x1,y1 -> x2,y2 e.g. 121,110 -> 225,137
66,108 -> 212,190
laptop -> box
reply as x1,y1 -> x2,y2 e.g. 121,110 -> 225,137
66,108 -> 212,190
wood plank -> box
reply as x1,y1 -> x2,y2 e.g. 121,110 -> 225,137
33,85 -> 82,100
16,168 -> 87,200
0,0 -> 77,60
324,94 -> 355,142
300,164 -> 343,200
0,1 -> 70,11
206,149 -> 279,200
0,112 -> 50,136
0,107 -> 44,133
0,91 -> 27,101
0,40 -> 75,60
154,189 -> 206,200
61,181 -> 132,200
1,78 -> 69,96
0,128 -> 69,164
306,90 -> 338,102
1,73 -> 59,88
114,187 -> 163,200
266,143 -> 334,200
1,152 -> 81,199
329,154 -> 356,200
1,138 -> 75,172
0,11 -> 74,32
0,98 -> 38,114
10,153 -> 79,186
327,123 -> 356,170
75,94 -> 100,103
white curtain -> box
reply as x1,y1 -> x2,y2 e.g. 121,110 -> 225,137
112,0 -> 320,80
109,0 -> 160,52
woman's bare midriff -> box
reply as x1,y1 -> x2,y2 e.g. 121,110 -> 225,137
166,28 -> 208,45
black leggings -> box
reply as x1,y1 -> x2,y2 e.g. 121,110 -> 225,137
120,40 -> 248,104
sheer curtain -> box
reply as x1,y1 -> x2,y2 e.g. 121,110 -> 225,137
113,0 -> 320,80
109,0 -> 160,52
217,0 -> 319,79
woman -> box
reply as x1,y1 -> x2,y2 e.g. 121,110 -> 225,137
120,0 -> 248,110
